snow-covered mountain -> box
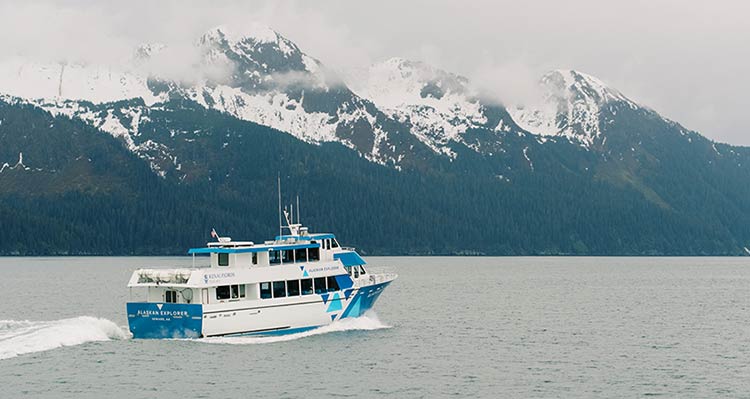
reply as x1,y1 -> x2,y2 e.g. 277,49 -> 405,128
0,26 -> 439,171
4,24 -> 750,256
350,57 -> 524,157
0,24 -> 708,175
508,70 -> 642,147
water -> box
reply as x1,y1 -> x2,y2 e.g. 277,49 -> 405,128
1,257 -> 750,398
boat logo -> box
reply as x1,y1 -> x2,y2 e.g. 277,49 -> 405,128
157,304 -> 163,310
203,272 -> 236,284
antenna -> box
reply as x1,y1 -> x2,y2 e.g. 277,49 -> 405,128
277,174 -> 282,238
296,195 -> 300,225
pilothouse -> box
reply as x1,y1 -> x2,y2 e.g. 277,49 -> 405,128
126,207 -> 397,338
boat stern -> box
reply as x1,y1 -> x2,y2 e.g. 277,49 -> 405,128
126,302 -> 203,339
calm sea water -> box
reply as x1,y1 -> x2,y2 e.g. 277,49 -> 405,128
1,257 -> 749,398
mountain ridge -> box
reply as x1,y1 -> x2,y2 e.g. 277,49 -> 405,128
1,24 -> 749,256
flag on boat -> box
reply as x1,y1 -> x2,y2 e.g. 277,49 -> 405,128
211,228 -> 218,239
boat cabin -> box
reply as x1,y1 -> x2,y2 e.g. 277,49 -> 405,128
127,232 -> 369,307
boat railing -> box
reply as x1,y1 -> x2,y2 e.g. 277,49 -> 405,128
354,272 -> 397,287
135,268 -> 194,285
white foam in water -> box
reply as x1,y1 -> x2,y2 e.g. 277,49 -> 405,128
0,316 -> 128,360
199,311 -> 390,345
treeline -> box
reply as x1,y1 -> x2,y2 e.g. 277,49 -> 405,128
1,98 -> 749,256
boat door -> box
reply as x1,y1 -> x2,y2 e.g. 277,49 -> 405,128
202,288 -> 209,304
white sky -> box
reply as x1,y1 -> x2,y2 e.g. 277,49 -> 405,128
1,0 -> 748,145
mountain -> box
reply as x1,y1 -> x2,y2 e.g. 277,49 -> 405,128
1,25 -> 749,256
508,69 -> 639,146
349,57 -> 525,157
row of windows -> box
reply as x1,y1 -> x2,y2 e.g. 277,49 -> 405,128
218,247 -> 322,267
216,239 -> 341,267
259,276 -> 341,299
269,247 -> 320,265
216,284 -> 246,300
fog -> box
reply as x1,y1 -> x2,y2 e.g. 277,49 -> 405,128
1,0 -> 748,145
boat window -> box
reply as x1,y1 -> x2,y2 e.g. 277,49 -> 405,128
165,290 -> 177,303
273,281 -> 286,298
345,266 -> 352,276
216,285 -> 231,300
327,276 -> 339,292
295,248 -> 307,262
218,253 -> 229,267
287,280 -> 300,296
325,240 -> 331,250
301,278 -> 313,295
332,239 -> 340,248
359,265 -> 366,275
309,247 -> 320,261
282,250 -> 294,264
252,253 -> 257,265
239,284 -> 246,298
260,282 -> 272,299
269,250 -> 281,265
353,267 -> 359,278
231,285 -> 239,299
314,277 -> 327,294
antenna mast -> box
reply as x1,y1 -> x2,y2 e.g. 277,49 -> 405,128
277,174 -> 282,238
296,195 -> 300,225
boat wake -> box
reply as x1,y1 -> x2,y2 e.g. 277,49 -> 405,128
199,312 -> 390,345
0,316 -> 128,360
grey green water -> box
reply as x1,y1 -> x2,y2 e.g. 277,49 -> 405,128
1,257 -> 749,398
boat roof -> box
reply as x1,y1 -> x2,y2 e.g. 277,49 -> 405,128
275,233 -> 335,241
188,233 -> 336,255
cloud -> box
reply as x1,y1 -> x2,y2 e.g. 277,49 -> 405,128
470,61 -> 546,108
0,0 -> 748,144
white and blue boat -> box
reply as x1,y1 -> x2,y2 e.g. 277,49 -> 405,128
126,210 -> 397,338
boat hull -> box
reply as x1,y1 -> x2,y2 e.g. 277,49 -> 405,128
127,279 -> 392,339
126,302 -> 203,339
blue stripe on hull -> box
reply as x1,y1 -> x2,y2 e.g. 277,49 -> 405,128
233,325 -> 322,337
127,302 -> 203,339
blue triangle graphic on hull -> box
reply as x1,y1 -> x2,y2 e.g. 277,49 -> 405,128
326,293 -> 343,312
331,314 -> 337,321
321,293 -> 329,305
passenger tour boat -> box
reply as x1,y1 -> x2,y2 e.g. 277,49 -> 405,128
126,208 -> 397,338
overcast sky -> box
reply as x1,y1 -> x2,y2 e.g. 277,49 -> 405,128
1,0 -> 748,145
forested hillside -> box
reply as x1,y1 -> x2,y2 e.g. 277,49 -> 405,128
2,97 -> 749,256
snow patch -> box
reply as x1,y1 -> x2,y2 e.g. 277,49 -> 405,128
523,146 -> 534,171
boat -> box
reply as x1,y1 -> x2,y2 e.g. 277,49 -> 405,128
125,208 -> 397,338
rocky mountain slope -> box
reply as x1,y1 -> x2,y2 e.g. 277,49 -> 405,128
1,25 -> 749,255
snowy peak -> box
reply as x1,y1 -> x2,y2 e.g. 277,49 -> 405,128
543,70 -> 634,107
351,57 -> 501,156
199,25 -> 311,74
509,69 -> 640,147
193,24 -> 332,96
354,57 -> 471,109
200,24 -> 280,46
